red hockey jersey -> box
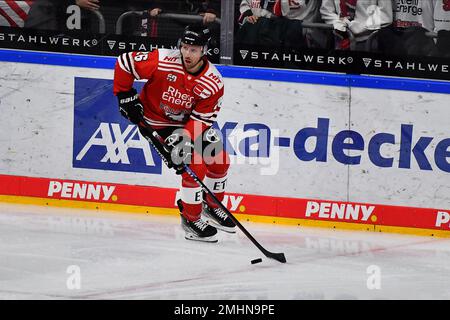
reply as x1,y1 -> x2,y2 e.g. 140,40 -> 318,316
113,49 -> 224,139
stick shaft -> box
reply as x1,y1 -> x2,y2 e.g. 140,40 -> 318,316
138,123 -> 286,263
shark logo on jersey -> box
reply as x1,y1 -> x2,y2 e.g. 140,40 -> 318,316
73,77 -> 162,174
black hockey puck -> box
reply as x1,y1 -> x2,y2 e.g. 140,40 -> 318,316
251,258 -> 262,264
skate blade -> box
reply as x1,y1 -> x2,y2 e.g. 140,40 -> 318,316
184,232 -> 218,243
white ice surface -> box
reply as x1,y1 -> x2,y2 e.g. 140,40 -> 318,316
1,203 -> 449,300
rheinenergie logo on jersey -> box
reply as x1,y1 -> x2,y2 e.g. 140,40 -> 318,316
73,77 -> 162,174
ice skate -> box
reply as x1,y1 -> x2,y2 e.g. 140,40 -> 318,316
202,202 -> 236,233
180,214 -> 218,243
177,200 -> 218,242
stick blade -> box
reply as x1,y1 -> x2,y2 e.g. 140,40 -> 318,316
267,252 -> 287,263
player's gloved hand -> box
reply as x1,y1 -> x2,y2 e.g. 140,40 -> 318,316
117,88 -> 144,124
164,132 -> 194,175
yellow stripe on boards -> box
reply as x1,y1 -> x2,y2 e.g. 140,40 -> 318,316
1,195 -> 449,238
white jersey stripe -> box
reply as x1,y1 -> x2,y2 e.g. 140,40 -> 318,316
144,118 -> 184,127
143,116 -> 181,124
196,113 -> 218,121
120,53 -> 130,72
159,62 -> 184,70
190,114 -> 213,125
157,67 -> 185,75
159,59 -> 182,66
195,79 -> 216,95
191,110 -> 217,117
127,52 -> 140,80
200,76 -> 220,92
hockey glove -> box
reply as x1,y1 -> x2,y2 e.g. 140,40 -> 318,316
117,88 -> 144,124
164,131 -> 194,175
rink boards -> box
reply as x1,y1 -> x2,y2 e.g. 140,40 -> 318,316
0,49 -> 449,237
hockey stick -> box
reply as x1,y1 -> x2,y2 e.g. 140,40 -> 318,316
137,122 -> 287,264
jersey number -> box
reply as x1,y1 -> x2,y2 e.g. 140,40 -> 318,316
134,53 -> 149,62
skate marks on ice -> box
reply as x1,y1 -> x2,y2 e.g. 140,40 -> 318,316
0,203 -> 450,299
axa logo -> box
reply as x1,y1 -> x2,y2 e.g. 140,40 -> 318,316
48,181 -> 116,201
73,122 -> 162,174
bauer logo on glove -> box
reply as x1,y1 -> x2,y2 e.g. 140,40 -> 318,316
117,88 -> 144,125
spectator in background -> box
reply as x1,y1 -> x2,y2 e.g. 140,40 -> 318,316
0,0 -> 33,28
72,0 -> 111,33
76,0 -> 99,11
236,0 -> 281,47
23,0 -> 111,32
433,0 -> 450,57
144,0 -> 220,25
273,0 -> 319,22
272,0 -> 325,49
23,0 -> 70,30
238,0 -> 276,26
320,0 -> 393,51
135,0 -> 220,45
190,0 -> 221,48
392,0 -> 434,31
378,0 -> 445,56
195,0 -> 220,25
433,0 -> 450,31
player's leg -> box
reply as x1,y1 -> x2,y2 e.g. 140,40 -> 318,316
156,127 -> 218,242
178,160 -> 218,242
201,128 -> 236,233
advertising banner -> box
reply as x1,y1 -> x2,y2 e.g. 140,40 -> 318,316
0,58 -> 449,236
73,78 -> 162,174
235,46 -> 450,81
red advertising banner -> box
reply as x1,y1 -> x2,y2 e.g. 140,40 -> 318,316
1,174 -> 449,236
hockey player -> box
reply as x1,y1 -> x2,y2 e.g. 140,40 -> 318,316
113,24 -> 236,243
238,0 -> 276,25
